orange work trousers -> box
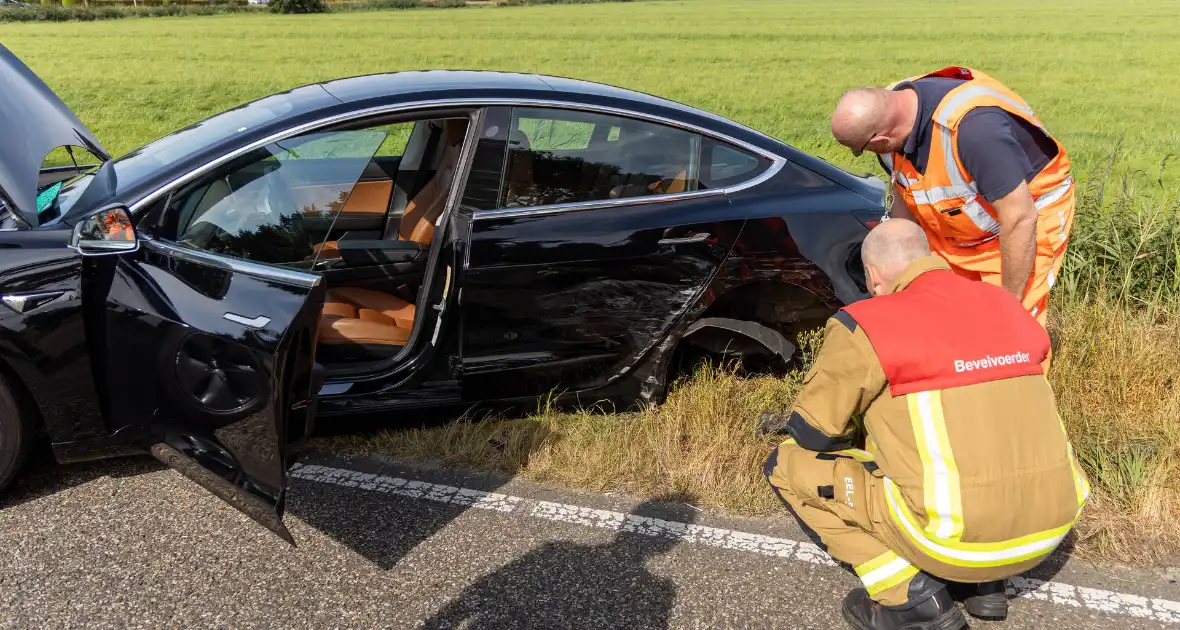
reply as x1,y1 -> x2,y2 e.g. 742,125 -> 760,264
935,182 -> 1074,327
931,181 -> 1075,370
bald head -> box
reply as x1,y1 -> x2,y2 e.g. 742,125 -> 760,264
831,86 -> 918,156
861,218 -> 930,296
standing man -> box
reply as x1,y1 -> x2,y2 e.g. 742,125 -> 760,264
760,219 -> 1088,630
830,66 -> 1073,331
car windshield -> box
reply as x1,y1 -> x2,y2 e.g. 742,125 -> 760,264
110,84 -> 339,185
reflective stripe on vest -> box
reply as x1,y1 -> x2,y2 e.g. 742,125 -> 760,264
1035,177 -> 1073,211
933,84 -> 1041,129
935,124 -> 999,236
889,68 -> 1069,247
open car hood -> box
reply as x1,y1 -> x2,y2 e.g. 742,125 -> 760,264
0,44 -> 109,227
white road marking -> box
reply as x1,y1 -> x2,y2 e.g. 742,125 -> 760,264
291,463 -> 1179,624
291,464 -> 520,513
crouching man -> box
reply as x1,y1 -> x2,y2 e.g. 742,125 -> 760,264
760,218 -> 1088,630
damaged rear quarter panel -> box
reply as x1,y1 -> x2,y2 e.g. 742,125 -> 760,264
627,162 -> 875,403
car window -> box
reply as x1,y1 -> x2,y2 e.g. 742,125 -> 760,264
698,137 -> 772,189
502,107 -> 701,209
516,117 -> 595,151
110,85 -> 340,186
159,129 -> 387,268
372,122 -> 415,158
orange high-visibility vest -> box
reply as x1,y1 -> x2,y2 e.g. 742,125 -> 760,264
886,67 -> 1073,250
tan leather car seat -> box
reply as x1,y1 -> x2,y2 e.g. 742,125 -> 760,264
317,287 -> 415,355
315,119 -> 468,260
652,170 -> 691,194
503,129 -> 535,207
397,119 -> 467,245
608,169 -> 692,199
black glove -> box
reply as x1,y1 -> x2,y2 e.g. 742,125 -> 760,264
755,410 -> 791,439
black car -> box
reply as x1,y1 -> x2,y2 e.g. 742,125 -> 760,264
0,44 -> 883,540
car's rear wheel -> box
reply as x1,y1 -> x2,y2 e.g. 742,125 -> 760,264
0,373 -> 35,493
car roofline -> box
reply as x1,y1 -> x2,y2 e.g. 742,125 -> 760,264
312,70 -> 882,193
109,72 -> 873,213
126,95 -> 791,215
315,70 -> 790,148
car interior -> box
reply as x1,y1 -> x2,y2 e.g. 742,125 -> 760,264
312,117 -> 469,365
161,114 -> 472,370
502,113 -> 699,209
304,111 -> 698,368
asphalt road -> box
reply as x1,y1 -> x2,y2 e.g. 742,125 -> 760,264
1,450 -> 1177,629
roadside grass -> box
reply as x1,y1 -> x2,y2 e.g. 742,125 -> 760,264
326,364 -> 802,518
3,0 -> 1179,562
1051,300 -> 1180,564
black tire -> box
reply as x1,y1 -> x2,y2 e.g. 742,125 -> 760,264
0,372 -> 35,493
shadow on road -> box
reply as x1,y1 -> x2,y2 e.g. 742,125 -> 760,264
287,480 -> 487,571
0,447 -> 162,511
1025,532 -> 1080,581
419,495 -> 693,630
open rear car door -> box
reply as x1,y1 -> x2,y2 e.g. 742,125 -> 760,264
75,209 -> 324,543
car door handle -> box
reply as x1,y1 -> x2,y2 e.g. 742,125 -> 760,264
224,313 -> 271,328
658,233 -> 711,246
1,290 -> 66,314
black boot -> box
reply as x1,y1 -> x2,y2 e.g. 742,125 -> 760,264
957,580 -> 1008,621
841,572 -> 967,630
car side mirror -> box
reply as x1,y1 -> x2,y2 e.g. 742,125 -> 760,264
70,206 -> 138,255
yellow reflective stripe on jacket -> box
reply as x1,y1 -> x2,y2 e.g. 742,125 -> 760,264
855,550 -> 919,597
1053,410 -> 1091,507
1043,376 -> 1091,508
832,447 -> 875,462
778,438 -> 874,463
884,478 -> 1074,568
906,391 -> 965,540
1067,444 -> 1090,506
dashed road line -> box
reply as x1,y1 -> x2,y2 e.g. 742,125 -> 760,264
290,463 -> 1180,625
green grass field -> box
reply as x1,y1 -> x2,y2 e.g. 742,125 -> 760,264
3,0 -> 1179,188
4,0 -> 1179,562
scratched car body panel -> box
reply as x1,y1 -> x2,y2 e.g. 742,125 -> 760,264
0,43 -> 883,538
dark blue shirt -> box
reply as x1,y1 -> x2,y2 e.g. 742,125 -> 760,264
893,77 -> 1059,203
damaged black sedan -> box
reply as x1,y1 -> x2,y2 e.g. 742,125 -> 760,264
0,44 -> 883,539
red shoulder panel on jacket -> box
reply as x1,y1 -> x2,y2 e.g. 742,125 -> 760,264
843,270 -> 1048,397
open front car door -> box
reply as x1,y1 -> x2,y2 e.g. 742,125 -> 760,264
76,206 -> 325,544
